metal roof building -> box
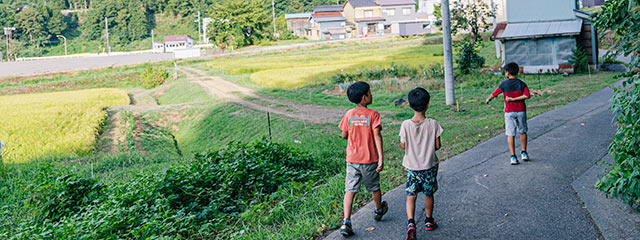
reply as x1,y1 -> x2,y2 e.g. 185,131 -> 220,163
490,0 -> 598,73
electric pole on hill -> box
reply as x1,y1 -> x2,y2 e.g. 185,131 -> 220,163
105,17 -> 110,55
197,11 -> 202,44
272,0 -> 277,38
441,0 -> 455,105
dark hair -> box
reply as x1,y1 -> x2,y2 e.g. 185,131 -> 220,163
504,62 -> 519,76
347,81 -> 370,104
408,87 -> 430,112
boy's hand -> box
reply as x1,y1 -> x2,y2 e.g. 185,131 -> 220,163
485,96 -> 492,104
376,161 -> 384,172
505,96 -> 514,102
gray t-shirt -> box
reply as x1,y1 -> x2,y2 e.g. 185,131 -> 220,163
399,118 -> 443,171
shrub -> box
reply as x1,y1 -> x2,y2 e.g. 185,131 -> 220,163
140,66 -> 168,89
455,41 -> 485,74
27,173 -> 104,221
596,77 -> 640,210
569,45 -> 589,73
158,139 -> 318,216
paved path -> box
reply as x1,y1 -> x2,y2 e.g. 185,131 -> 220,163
0,53 -> 174,78
325,84 -> 635,239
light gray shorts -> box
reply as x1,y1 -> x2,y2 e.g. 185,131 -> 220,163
345,162 -> 380,193
505,112 -> 528,136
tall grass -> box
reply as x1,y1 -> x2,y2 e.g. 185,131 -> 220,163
0,88 -> 129,162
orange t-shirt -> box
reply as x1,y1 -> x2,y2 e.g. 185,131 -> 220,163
339,108 -> 382,164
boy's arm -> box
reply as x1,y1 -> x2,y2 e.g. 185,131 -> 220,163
505,87 -> 531,102
401,143 -> 405,150
374,126 -> 384,172
435,137 -> 441,151
341,131 -> 348,139
505,95 -> 530,102
486,87 -> 503,104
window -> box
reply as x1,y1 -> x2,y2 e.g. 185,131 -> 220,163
364,10 -> 373,18
403,8 -> 411,15
386,8 -> 395,16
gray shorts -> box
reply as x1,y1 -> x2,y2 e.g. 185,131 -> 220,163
505,112 -> 528,136
345,162 -> 380,193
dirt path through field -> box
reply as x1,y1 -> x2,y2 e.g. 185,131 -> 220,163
179,66 -> 345,124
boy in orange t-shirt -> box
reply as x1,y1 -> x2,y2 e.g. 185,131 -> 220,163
338,81 -> 387,237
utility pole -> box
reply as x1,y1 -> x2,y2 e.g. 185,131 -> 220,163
4,28 -> 15,61
441,0 -> 455,105
272,0 -> 277,38
105,17 -> 110,55
151,29 -> 154,49
491,0 -> 500,59
197,11 -> 202,44
57,35 -> 67,56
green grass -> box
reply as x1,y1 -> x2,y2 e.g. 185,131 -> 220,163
204,39 -> 443,88
0,62 -> 173,96
155,79 -> 213,105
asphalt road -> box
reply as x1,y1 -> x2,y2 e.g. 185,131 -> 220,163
0,53 -> 174,78
325,85 -> 618,239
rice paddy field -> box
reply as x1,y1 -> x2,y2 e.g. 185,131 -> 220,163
205,40 -> 444,88
0,88 -> 129,163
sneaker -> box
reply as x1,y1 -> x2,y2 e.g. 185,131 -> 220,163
340,223 -> 354,237
425,217 -> 438,231
510,155 -> 519,165
373,201 -> 389,221
406,223 -> 417,240
521,151 -> 530,161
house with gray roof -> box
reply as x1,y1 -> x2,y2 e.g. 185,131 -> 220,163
285,13 -> 311,38
490,0 -> 599,73
306,5 -> 348,40
376,0 -> 430,36
343,0 -> 385,37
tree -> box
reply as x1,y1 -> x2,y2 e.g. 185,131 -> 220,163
594,0 -> 640,211
449,0 -> 494,74
82,0 -> 151,42
450,0 -> 494,47
207,0 -> 270,49
15,7 -> 46,45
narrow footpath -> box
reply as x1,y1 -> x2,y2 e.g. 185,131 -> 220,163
325,83 -> 640,239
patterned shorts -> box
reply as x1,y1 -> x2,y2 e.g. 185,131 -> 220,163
405,165 -> 439,196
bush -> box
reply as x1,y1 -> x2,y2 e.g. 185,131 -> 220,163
596,77 -> 640,210
8,139 -> 318,239
159,139 -> 317,216
27,173 -> 104,221
331,63 -> 438,83
140,66 -> 168,89
455,41 -> 485,74
569,45 -> 589,73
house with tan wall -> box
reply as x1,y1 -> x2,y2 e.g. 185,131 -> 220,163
343,0 -> 385,37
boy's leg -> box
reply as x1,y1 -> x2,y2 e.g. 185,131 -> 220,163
424,195 -> 434,218
508,136 -> 516,156
343,191 -> 357,219
372,189 -> 382,210
406,195 -> 417,220
520,133 -> 527,152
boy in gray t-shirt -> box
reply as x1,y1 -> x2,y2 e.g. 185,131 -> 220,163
399,88 -> 443,240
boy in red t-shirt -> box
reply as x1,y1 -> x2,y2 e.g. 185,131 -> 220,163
486,62 -> 532,165
338,81 -> 387,236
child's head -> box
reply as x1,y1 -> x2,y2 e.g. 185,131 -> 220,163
408,87 -> 430,113
504,62 -> 519,78
347,81 -> 372,105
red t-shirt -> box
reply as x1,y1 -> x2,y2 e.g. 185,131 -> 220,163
339,108 -> 382,164
492,78 -> 530,112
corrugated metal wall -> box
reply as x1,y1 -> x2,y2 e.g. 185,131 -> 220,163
503,36 -> 576,66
